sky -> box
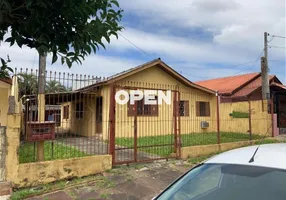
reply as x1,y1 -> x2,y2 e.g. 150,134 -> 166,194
0,0 -> 285,83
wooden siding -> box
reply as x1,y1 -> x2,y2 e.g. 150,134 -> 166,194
220,100 -> 272,136
102,65 -> 217,138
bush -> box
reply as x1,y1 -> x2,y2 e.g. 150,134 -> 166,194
231,111 -> 249,118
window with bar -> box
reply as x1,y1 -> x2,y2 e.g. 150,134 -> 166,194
128,97 -> 158,116
179,101 -> 189,116
76,102 -> 84,119
196,101 -> 210,117
63,105 -> 69,119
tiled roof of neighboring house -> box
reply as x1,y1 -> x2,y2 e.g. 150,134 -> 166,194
232,75 -> 276,97
0,78 -> 12,85
271,82 -> 286,90
195,73 -> 260,95
78,58 -> 216,94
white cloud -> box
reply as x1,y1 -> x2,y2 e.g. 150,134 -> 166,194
0,0 -> 285,82
192,0 -> 241,13
0,41 -> 143,77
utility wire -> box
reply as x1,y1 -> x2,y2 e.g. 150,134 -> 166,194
179,60 -> 257,70
271,34 -> 286,39
269,45 -> 286,49
230,48 -> 264,76
269,59 -> 286,62
182,49 -> 265,81
118,32 -> 150,57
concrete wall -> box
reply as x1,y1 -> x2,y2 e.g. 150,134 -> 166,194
0,127 -> 6,181
16,155 -> 111,188
0,81 -> 11,126
180,139 -> 276,159
5,114 -> 112,188
220,100 -> 272,136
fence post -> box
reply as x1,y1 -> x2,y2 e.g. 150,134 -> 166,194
5,114 -> 21,185
173,91 -> 178,154
271,96 -> 275,137
108,84 -> 116,165
177,91 -> 181,158
134,100 -> 138,162
37,54 -> 47,161
216,92 -> 220,144
248,99 -> 252,140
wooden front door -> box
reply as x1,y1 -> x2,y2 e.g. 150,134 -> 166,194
96,97 -> 103,133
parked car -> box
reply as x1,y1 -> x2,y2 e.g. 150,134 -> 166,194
153,144 -> 286,200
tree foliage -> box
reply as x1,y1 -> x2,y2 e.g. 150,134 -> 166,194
0,55 -> 13,77
18,74 -> 71,96
0,0 -> 123,77
45,80 -> 68,93
18,73 -> 38,96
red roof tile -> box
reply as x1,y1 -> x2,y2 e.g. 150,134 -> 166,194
232,75 -> 275,97
270,82 -> 286,90
195,73 -> 260,94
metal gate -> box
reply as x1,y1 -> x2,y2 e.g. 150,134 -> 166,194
109,85 -> 181,165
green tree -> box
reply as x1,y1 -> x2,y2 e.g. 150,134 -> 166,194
45,80 -> 67,93
0,0 -> 123,77
0,56 -> 13,78
18,73 -> 38,97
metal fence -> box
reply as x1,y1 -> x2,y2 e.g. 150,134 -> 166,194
109,81 -> 275,165
109,85 -> 180,165
14,68 -> 275,165
15,68 -> 109,163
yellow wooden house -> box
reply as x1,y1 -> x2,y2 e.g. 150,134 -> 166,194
55,59 -> 217,140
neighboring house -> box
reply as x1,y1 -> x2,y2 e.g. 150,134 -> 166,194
0,78 -> 12,126
195,73 -> 285,102
47,59 -> 217,140
196,73 -> 286,131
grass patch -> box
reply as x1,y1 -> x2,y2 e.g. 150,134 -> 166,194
19,141 -> 87,163
116,132 -> 263,157
254,138 -> 283,145
231,111 -> 249,118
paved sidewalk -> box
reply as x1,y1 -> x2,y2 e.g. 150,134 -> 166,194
26,160 -> 191,200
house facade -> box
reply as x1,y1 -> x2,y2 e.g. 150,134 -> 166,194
196,73 -> 286,133
55,59 -> 218,140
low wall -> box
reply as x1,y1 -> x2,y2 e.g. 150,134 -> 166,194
181,140 -> 262,159
5,114 -> 112,188
16,155 -> 111,188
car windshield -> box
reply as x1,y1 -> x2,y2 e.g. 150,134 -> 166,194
156,163 -> 286,200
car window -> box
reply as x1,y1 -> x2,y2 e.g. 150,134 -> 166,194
172,165 -> 222,200
156,164 -> 286,200
157,164 -> 222,200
